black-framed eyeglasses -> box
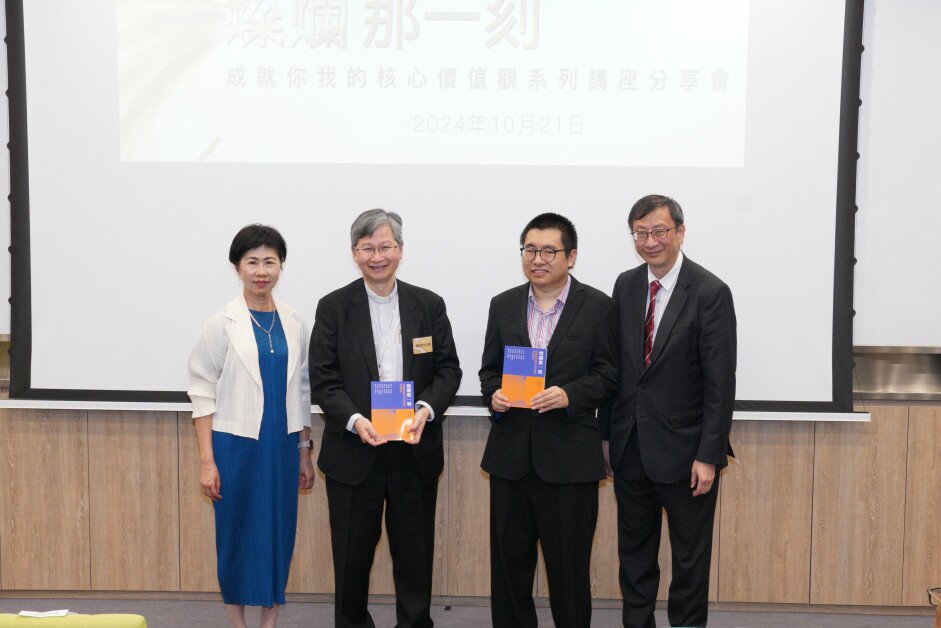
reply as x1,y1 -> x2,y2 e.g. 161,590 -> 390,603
355,244 -> 399,257
631,227 -> 676,242
520,246 -> 567,262
929,587 -> 941,606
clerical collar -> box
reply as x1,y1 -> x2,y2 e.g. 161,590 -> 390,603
365,281 -> 397,305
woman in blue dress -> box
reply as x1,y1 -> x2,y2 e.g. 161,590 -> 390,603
187,225 -> 314,628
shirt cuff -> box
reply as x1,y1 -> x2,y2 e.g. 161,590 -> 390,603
347,413 -> 366,433
416,400 -> 435,421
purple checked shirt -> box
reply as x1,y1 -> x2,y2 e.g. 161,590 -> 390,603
527,276 -> 571,349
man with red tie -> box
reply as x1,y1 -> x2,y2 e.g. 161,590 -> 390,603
600,194 -> 737,628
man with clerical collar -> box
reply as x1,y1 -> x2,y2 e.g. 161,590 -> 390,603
601,194 -> 737,628
310,208 -> 461,628
479,212 -> 618,628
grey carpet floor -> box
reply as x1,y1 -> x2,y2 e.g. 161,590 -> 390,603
0,597 -> 934,627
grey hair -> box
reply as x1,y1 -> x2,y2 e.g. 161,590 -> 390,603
350,208 -> 404,248
628,194 -> 685,229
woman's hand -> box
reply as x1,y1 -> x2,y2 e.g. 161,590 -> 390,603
299,450 -> 316,490
200,461 -> 221,501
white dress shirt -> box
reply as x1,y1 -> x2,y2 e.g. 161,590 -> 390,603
646,251 -> 684,347
367,281 -> 403,383
346,281 -> 434,432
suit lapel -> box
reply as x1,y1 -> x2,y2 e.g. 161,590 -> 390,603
348,281 -> 380,381
628,269 -> 649,369
547,278 -> 585,357
512,284 -> 532,347
647,261 -> 691,369
225,295 -> 262,387
399,282 -> 420,379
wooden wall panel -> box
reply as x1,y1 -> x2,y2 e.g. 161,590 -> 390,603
902,406 -> 941,606
432,420 -> 450,596
710,479 -> 721,600
536,545 -> 548,599
718,420 -> 815,603
291,419 -> 450,597
0,409 -> 90,590
811,406 -> 907,605
88,411 -> 180,591
656,515 -> 670,601
1,404 -> 940,608
589,478 -> 620,599
287,418 -> 333,594
446,416 -> 491,596
177,412 -> 219,592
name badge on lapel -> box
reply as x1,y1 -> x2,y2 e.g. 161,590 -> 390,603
412,336 -> 433,354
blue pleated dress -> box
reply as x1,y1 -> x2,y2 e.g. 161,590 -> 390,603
212,310 -> 298,606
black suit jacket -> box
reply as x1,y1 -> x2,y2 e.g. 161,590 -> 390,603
479,277 -> 618,484
310,279 -> 462,486
600,257 -> 736,484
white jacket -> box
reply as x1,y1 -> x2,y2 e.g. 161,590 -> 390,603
187,294 -> 312,439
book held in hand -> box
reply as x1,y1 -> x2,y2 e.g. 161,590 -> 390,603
502,345 -> 547,408
371,380 -> 416,441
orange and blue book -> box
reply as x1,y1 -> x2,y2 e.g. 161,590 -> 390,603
502,345 -> 547,408
371,380 -> 416,441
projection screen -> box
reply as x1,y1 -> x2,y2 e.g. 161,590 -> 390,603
7,0 -> 861,411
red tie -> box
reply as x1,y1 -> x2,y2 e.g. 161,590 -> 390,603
644,280 -> 662,367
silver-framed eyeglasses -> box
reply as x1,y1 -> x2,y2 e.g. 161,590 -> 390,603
520,246 -> 566,262
631,227 -> 676,242
355,244 -> 399,257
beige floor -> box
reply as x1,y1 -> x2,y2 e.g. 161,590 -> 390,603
0,596 -> 935,628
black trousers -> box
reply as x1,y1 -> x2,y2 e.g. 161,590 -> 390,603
326,443 -> 438,628
614,429 -> 718,628
490,465 -> 599,628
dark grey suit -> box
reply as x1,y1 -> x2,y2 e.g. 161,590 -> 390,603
310,278 -> 461,628
600,257 -> 736,628
480,276 -> 617,628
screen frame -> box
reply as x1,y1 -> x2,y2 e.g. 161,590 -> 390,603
5,0 -> 864,411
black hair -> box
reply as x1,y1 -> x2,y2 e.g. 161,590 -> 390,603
519,212 -> 578,251
627,194 -> 685,229
228,224 -> 287,265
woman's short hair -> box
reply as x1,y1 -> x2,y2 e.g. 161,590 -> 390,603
350,208 -> 404,248
229,224 -> 287,265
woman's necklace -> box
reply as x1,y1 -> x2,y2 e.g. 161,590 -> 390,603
248,307 -> 278,354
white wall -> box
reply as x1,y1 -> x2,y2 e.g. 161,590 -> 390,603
855,0 -> 941,346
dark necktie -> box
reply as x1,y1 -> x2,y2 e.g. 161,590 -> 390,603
643,280 -> 662,367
